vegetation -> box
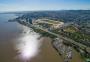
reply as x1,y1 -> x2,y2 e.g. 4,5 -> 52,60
63,25 -> 78,33
32,27 -> 57,38
47,24 -> 90,47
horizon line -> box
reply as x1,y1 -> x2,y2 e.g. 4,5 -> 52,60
0,9 -> 90,13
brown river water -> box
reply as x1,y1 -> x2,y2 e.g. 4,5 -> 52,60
0,14 -> 83,62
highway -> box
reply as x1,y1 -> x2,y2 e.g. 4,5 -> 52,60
18,21 -> 90,52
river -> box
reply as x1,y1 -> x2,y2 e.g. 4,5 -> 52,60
0,14 -> 83,62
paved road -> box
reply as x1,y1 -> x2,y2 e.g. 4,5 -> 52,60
18,21 -> 90,51
33,24 -> 87,49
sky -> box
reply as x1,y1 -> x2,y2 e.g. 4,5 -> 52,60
0,0 -> 90,12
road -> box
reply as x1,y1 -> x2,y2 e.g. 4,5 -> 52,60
32,24 -> 87,49
18,21 -> 90,52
